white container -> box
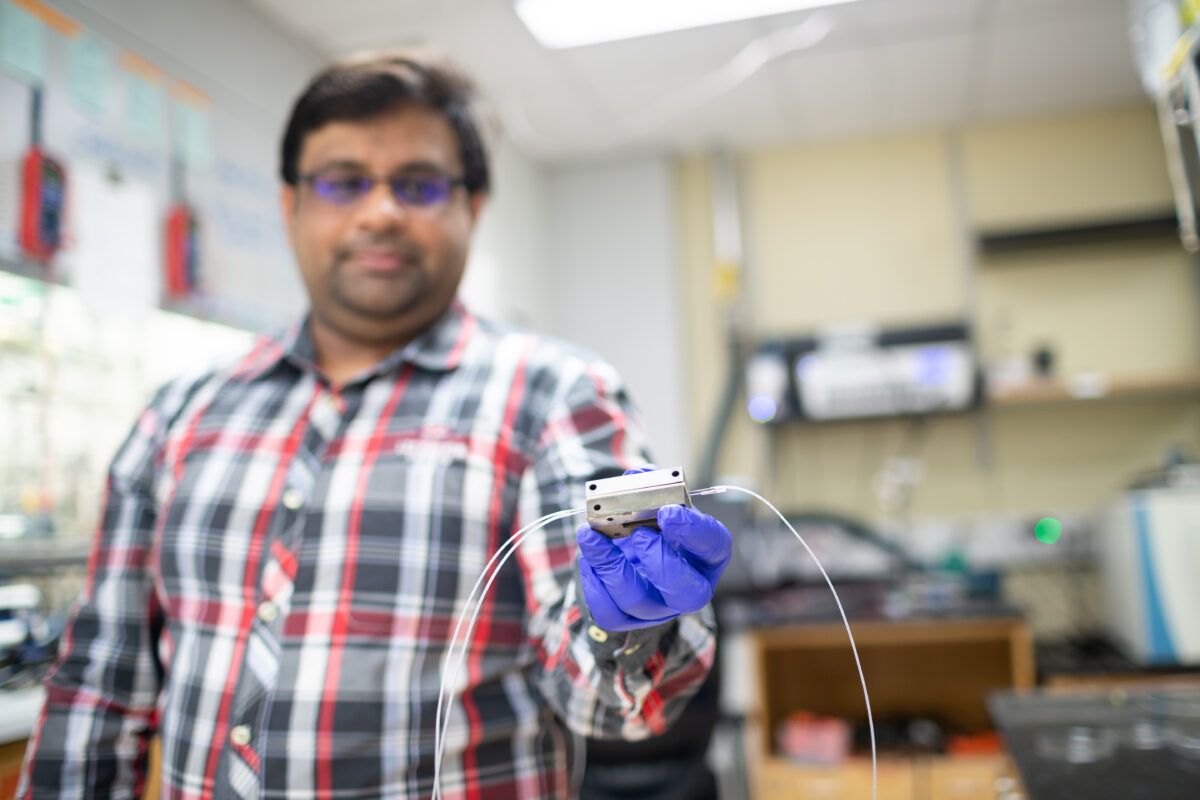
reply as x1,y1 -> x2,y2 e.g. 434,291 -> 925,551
1099,485 -> 1200,665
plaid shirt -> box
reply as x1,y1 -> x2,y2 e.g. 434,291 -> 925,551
20,301 -> 716,800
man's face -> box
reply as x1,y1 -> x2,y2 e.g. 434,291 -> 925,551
280,106 -> 486,345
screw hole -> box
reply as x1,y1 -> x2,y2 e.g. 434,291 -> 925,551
672,470 -> 680,477
607,517 -> 614,522
593,504 -> 601,511
589,483 -> 597,490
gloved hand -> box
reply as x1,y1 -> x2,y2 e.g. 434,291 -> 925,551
577,472 -> 733,632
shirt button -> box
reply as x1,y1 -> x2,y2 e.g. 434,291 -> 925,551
257,601 -> 279,623
281,489 -> 304,511
229,725 -> 252,747
587,625 -> 609,643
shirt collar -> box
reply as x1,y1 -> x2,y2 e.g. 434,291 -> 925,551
232,300 -> 477,384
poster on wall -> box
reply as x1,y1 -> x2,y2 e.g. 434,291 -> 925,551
67,33 -> 109,115
119,51 -> 165,147
172,80 -> 213,170
69,160 -> 159,315
0,0 -> 47,86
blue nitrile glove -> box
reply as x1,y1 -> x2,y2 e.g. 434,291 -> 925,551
577,476 -> 733,632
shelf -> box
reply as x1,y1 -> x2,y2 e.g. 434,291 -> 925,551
0,255 -> 271,334
987,369 -> 1200,407
0,538 -> 91,572
0,254 -> 65,287
976,213 -> 1179,256
749,617 -> 1034,800
751,617 -> 1034,745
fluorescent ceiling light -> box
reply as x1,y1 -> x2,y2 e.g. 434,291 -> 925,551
515,0 -> 861,49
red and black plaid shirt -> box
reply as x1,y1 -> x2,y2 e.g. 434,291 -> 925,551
20,301 -> 716,800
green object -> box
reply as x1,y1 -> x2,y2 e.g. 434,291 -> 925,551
1035,517 -> 1062,544
940,547 -> 968,573
0,0 -> 47,86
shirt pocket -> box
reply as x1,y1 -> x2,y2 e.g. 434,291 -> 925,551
343,442 -> 516,641
154,440 -> 264,617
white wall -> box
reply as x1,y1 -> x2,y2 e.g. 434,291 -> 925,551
545,156 -> 690,468
33,1 -> 560,336
49,0 -> 322,132
23,0 -> 327,328
461,140 -> 551,331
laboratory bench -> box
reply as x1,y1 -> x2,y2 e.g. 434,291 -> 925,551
989,680 -> 1200,800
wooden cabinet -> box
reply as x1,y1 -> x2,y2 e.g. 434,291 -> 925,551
923,756 -> 1004,800
759,756 -> 914,800
0,740 -> 25,799
756,753 -> 1023,800
748,617 -> 1033,800
0,738 -> 161,800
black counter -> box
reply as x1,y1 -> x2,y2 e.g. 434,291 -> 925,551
989,687 -> 1200,799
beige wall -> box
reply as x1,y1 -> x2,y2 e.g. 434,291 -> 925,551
677,104 -> 1200,518
976,239 -> 1200,378
962,107 -> 1175,230
745,132 -> 966,332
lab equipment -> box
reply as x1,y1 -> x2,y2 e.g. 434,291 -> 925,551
1141,16 -> 1200,251
579,466 -> 731,631
0,583 -> 39,651
746,323 -> 977,424
433,476 -> 877,800
795,333 -> 975,420
1098,484 -> 1200,665
584,467 -> 692,538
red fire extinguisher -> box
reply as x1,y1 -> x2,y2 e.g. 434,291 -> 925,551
164,158 -> 200,299
19,87 -> 67,264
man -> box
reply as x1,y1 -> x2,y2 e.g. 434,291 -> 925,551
19,49 -> 731,799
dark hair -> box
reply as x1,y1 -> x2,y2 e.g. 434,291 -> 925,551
279,48 -> 492,194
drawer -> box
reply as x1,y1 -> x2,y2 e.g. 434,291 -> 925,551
758,756 -> 913,800
923,756 -> 1004,800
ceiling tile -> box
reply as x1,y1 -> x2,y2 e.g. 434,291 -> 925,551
236,0 -> 1152,159
837,0 -> 983,34
774,45 -> 881,135
979,7 -> 1143,118
648,67 -> 793,151
551,20 -> 766,112
992,0 -> 1127,28
877,33 -> 973,129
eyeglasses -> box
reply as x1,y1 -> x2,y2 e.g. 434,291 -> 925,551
296,169 -> 467,208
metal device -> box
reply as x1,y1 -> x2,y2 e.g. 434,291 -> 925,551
585,467 -> 692,538
1099,484 -> 1200,665
747,323 -> 978,424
